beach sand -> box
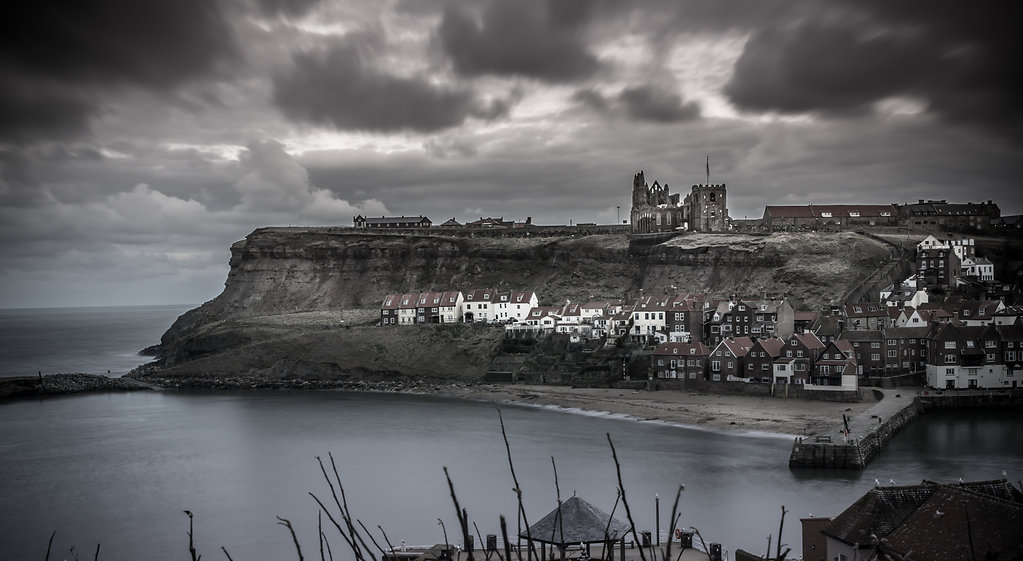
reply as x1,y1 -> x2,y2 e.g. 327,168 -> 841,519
437,384 -> 877,437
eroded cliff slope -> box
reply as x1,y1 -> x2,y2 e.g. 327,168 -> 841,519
153,227 -> 891,380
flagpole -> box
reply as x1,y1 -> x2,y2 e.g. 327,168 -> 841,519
706,155 -> 710,185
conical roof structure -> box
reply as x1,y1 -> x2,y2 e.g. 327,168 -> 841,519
520,495 -> 630,546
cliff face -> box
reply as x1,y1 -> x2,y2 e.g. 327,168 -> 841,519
155,228 -> 891,377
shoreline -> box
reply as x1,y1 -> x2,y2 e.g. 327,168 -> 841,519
431,384 -> 877,437
3,372 -> 877,437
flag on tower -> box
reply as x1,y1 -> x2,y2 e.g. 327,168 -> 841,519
706,155 -> 710,184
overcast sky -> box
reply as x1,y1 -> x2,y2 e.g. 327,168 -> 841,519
1,0 -> 1020,308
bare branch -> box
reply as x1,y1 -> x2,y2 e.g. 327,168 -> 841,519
93,543 -> 100,561
444,466 -> 473,561
601,489 -> 622,561
357,520 -> 389,559
309,493 -> 359,556
500,515 -> 517,561
184,510 -> 201,561
498,410 -> 535,561
775,506 -> 788,561
277,516 -> 305,561
474,521 -> 500,561
378,525 -> 397,558
221,546 -> 235,561
551,457 -> 565,549
663,485 -> 684,561
45,531 -> 56,561
606,433 -> 646,561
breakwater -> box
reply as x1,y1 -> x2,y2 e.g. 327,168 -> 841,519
789,396 -> 922,469
789,388 -> 1023,469
0,373 -> 155,400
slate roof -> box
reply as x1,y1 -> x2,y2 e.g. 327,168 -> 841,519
822,479 -> 1023,548
653,342 -> 711,357
883,485 -> 1023,560
823,485 -> 944,547
521,496 -> 630,545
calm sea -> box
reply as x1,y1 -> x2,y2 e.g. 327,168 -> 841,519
0,305 -> 193,378
0,307 -> 1021,561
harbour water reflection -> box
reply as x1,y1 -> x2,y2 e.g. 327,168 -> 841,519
0,390 -> 1019,561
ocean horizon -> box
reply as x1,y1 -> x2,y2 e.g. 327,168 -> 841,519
0,304 -> 195,378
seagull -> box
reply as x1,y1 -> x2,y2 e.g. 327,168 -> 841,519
875,478 -> 881,486
1003,469 -> 1008,479
889,479 -> 896,485
958,477 -> 964,483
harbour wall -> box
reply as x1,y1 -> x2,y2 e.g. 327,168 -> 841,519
789,388 -> 1023,469
788,395 -> 923,469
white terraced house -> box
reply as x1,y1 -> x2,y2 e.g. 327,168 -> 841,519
462,288 -> 497,323
494,291 -> 537,323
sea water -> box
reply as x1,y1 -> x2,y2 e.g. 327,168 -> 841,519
0,305 -> 192,378
0,306 -> 1020,561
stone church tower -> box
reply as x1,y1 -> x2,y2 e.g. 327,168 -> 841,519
683,183 -> 728,232
630,169 -> 729,233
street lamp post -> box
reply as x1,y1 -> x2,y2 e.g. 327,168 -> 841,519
655,494 -> 660,547
617,206 -> 621,225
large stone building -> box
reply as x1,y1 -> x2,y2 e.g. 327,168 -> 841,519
630,170 -> 729,233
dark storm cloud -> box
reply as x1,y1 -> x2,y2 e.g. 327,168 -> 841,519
0,0 -> 239,142
725,23 -> 931,115
573,86 -> 701,123
273,40 -> 509,132
619,86 -> 701,123
725,1 -> 1023,140
255,0 -> 323,18
438,0 -> 602,82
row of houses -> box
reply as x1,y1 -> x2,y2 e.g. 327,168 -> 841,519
651,318 -> 1023,391
760,199 -> 1002,233
380,289 -> 538,325
650,331 -> 857,393
353,215 -> 533,229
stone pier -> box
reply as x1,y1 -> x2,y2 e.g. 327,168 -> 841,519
788,389 -> 922,469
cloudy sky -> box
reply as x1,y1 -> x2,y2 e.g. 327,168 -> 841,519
1,0 -> 1020,308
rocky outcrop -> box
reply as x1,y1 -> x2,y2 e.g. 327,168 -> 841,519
155,228 -> 891,381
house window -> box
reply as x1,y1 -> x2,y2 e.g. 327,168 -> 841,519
712,361 -> 721,371
944,341 -> 956,349
945,354 -> 956,364
871,353 -> 880,361
871,342 -> 881,349
887,350 -> 897,358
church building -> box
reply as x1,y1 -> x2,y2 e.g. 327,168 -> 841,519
629,169 -> 729,233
